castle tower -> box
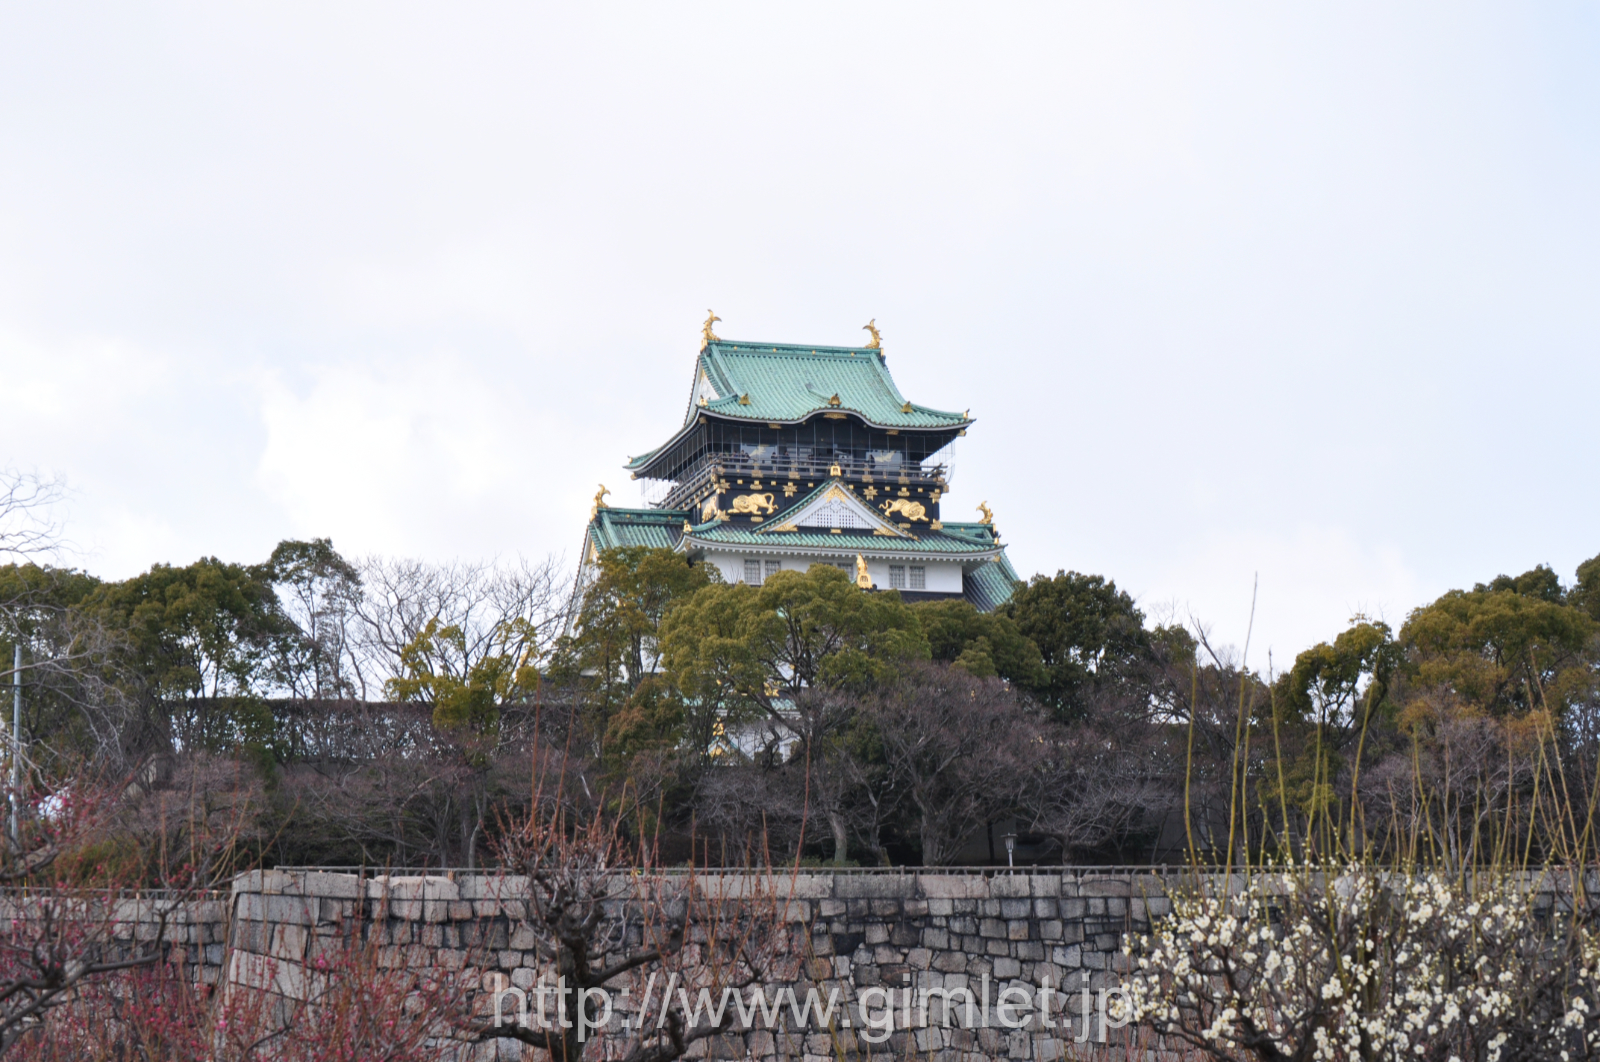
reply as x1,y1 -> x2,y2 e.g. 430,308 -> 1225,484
579,331 -> 1018,609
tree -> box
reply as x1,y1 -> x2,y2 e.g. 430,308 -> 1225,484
0,564 -> 149,766
0,471 -> 64,561
265,537 -> 363,699
1400,576 -> 1594,717
478,794 -> 783,1062
912,598 -> 1046,685
658,565 -> 927,756
1002,570 -> 1151,720
386,615 -> 540,734
1570,550 -> 1600,623
863,662 -> 1039,865
351,554 -> 566,701
88,558 -> 290,752
552,546 -> 715,754
1267,620 -> 1402,847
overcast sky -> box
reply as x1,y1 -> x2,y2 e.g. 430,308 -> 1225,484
2,3 -> 1596,667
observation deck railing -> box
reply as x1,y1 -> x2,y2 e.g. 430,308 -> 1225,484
657,453 -> 948,512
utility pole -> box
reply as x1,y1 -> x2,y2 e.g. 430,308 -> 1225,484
9,643 -> 19,846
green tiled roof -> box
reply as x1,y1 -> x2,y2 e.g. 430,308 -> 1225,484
681,524 -> 1001,557
693,341 -> 969,430
963,552 -> 1022,611
587,507 -> 689,552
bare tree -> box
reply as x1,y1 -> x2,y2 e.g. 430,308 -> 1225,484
0,765 -> 251,1051
0,472 -> 64,562
349,555 -> 568,699
865,662 -> 1041,865
477,787 -> 786,1061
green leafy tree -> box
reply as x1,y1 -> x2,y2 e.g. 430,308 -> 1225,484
1570,551 -> 1600,623
89,558 -> 290,752
553,546 -> 715,746
658,564 -> 929,755
1401,571 -> 1594,718
1268,620 -> 1402,833
1002,570 -> 1151,720
912,598 -> 1046,685
0,564 -> 142,765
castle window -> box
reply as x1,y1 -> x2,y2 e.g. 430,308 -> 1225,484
744,559 -> 762,585
910,566 -> 926,590
888,565 -> 906,589
764,560 -> 782,580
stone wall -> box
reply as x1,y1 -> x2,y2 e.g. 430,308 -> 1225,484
223,868 -> 1179,1060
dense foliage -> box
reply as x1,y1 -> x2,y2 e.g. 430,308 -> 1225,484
4,470 -> 1600,874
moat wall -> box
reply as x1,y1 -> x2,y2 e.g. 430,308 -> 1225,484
223,867 -> 1177,1061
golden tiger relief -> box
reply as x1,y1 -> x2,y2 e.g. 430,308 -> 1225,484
881,498 -> 928,522
730,493 -> 777,516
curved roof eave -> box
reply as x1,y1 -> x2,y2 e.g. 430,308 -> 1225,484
627,407 -> 973,478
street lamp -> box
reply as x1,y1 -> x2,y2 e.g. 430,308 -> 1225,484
1002,832 -> 1016,869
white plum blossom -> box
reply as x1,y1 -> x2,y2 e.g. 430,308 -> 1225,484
1123,863 -> 1600,1062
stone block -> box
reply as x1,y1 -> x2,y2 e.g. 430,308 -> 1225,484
992,956 -> 1022,979
299,872 -> 361,899
458,875 -> 530,901
917,875 -> 989,899
1006,920 -> 1030,941
264,895 -> 319,925
1079,878 -> 1131,897
232,869 -> 297,896
999,898 -> 1031,919
834,874 -> 913,899
368,875 -> 460,902
1052,944 -> 1081,967
989,875 -> 1032,899
272,923 -> 309,961
234,893 -> 267,922
978,918 -> 1005,939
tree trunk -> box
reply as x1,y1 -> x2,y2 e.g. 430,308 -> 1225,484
827,809 -> 849,865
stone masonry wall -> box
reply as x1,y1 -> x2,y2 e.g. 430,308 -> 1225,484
223,868 -> 1178,1061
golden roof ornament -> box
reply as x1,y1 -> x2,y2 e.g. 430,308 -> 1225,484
855,554 -> 872,590
862,319 -> 882,349
977,501 -> 994,525
591,485 -> 611,517
700,310 -> 721,350
829,461 -> 843,478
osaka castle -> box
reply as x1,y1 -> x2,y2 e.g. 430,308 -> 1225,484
578,316 -> 1019,610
